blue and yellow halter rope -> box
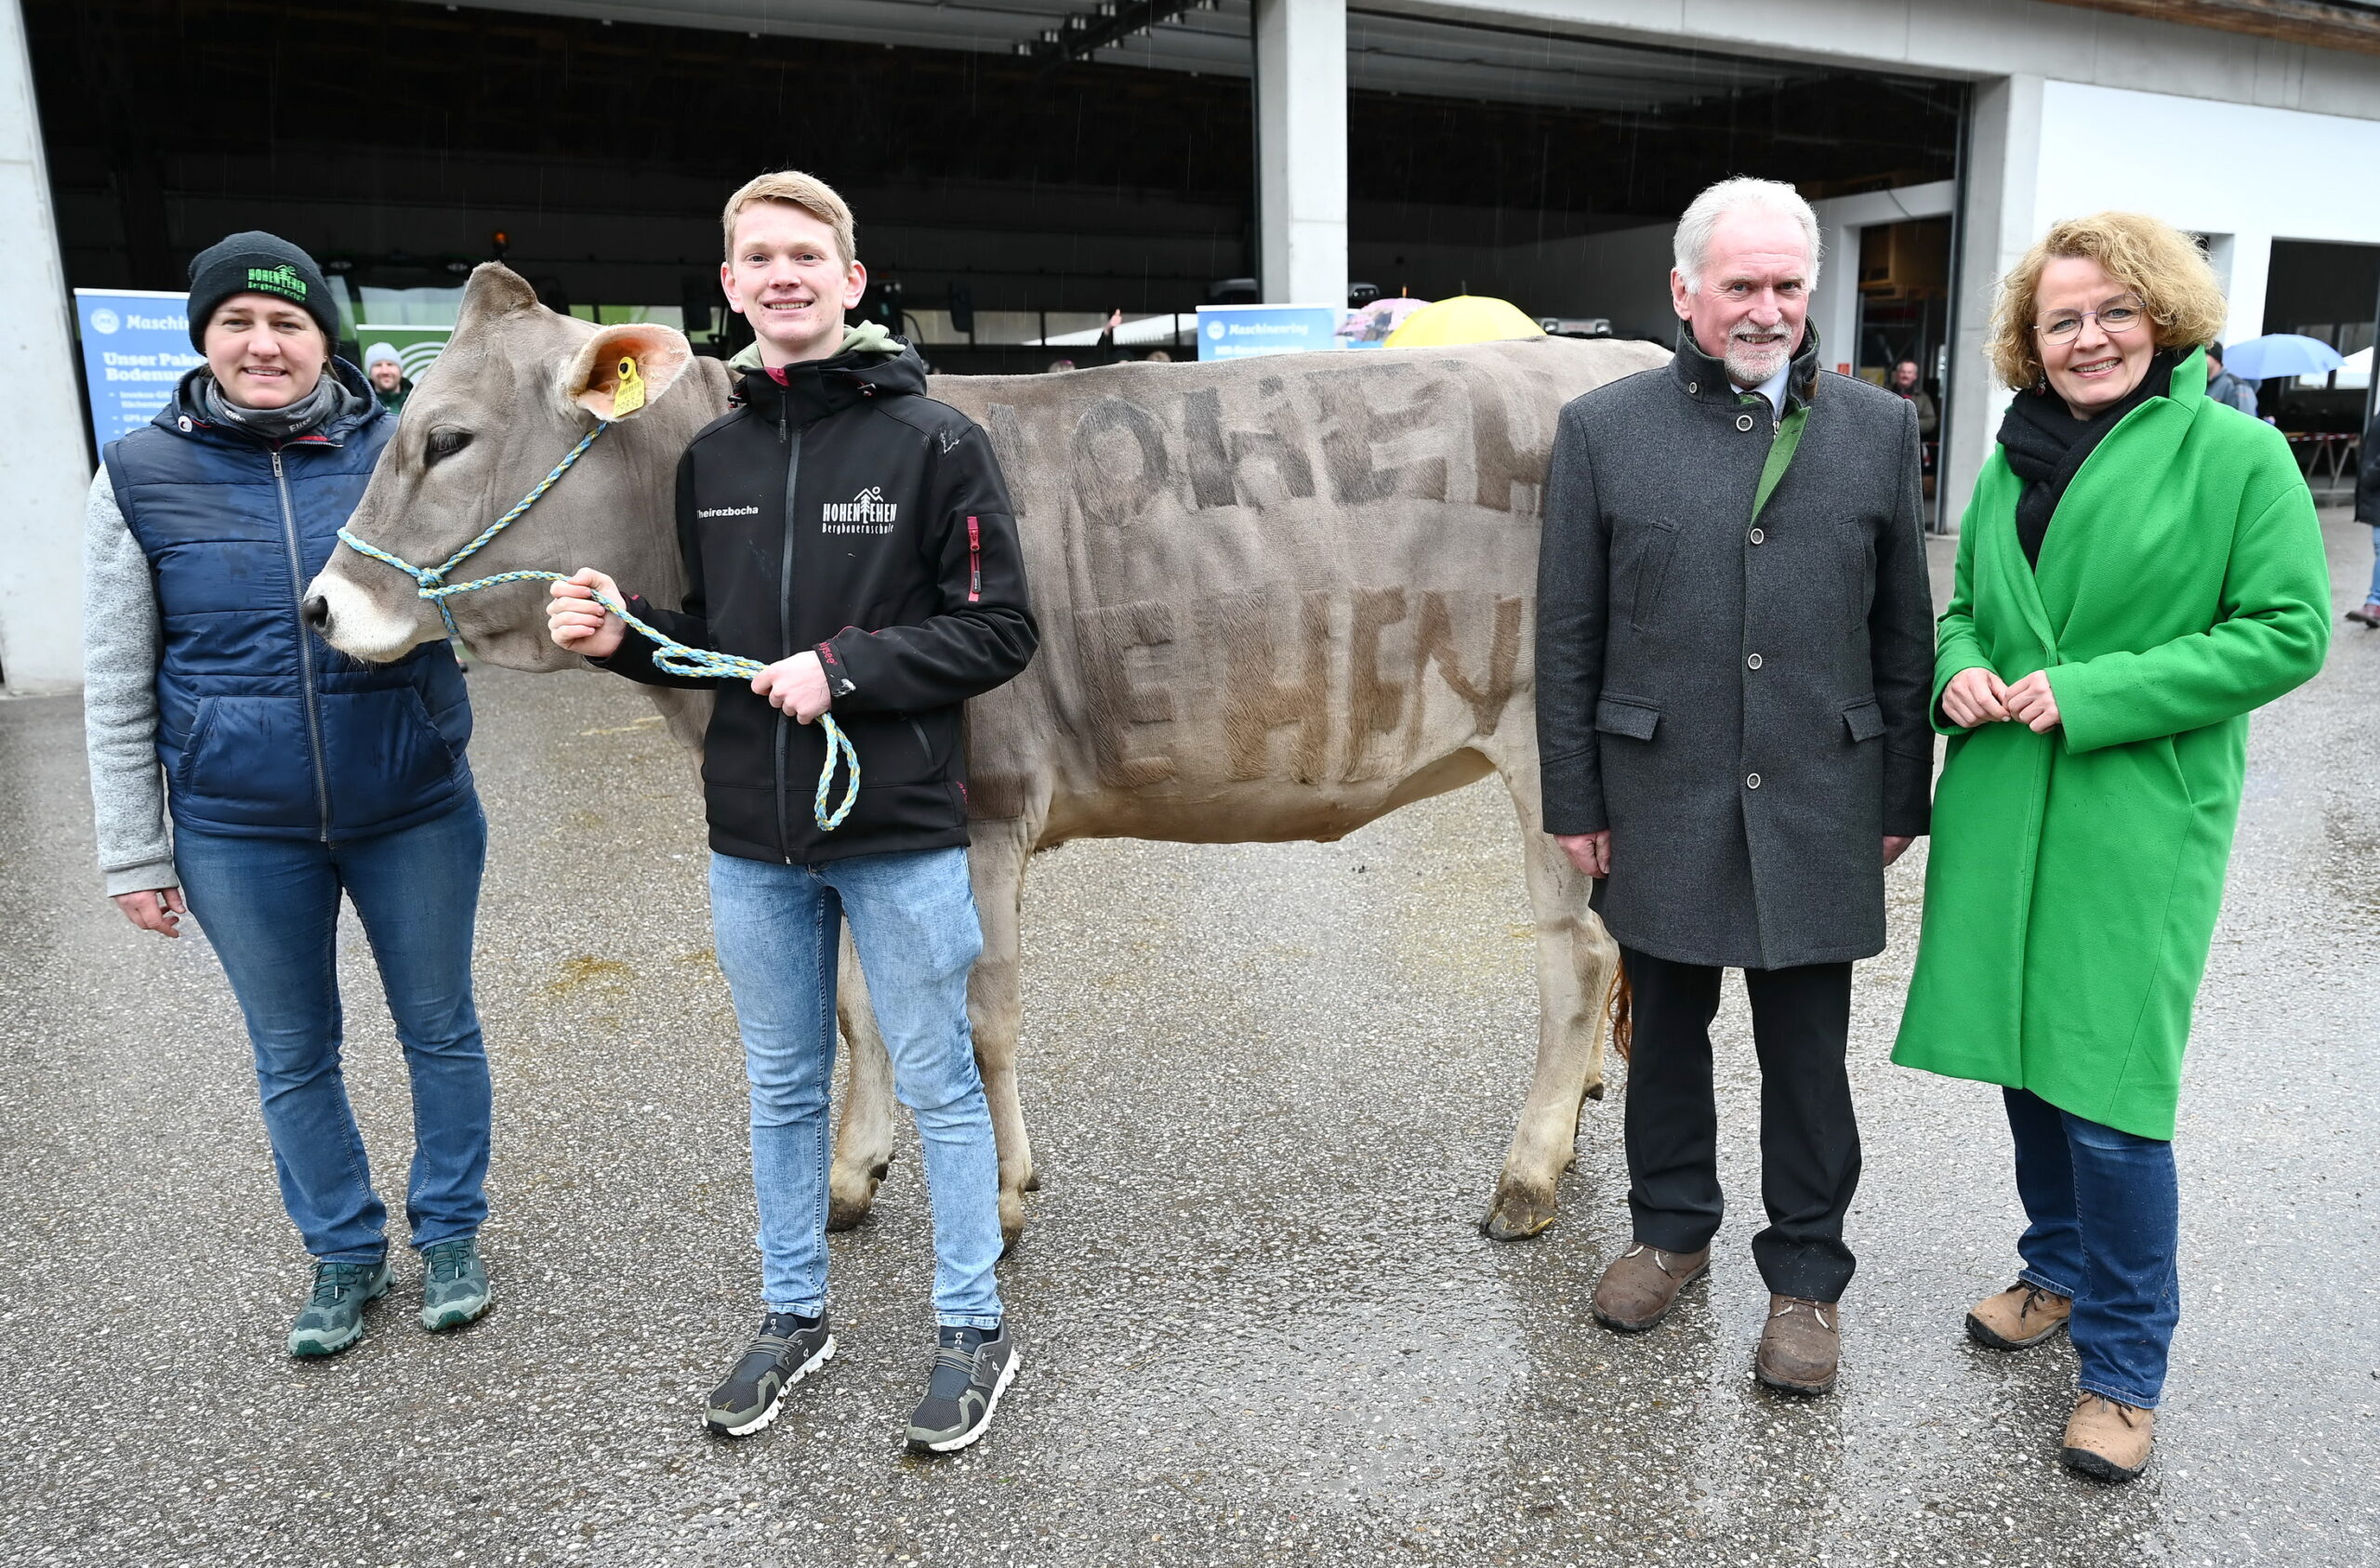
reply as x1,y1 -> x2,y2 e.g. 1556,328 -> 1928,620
336,413 -> 861,832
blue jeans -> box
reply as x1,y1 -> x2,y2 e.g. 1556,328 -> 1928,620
176,800 -> 492,1263
2366,525 -> 2378,602
2003,1088 -> 2179,1408
708,847 -> 1002,1329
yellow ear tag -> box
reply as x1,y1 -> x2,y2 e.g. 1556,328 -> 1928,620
611,356 -> 646,417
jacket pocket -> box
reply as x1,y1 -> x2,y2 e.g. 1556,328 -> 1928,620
1843,697 -> 1886,744
1593,695 -> 1661,741
1622,518 -> 1682,632
172,696 -> 222,789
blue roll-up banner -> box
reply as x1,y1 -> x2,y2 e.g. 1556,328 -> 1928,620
74,288 -> 203,451
1196,304 -> 1344,362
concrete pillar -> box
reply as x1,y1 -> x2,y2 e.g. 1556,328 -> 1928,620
1943,73 -> 2044,532
0,0 -> 91,692
2214,231 -> 2273,345
1253,0 -> 1347,308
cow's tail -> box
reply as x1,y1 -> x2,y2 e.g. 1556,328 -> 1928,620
1606,955 -> 1633,1067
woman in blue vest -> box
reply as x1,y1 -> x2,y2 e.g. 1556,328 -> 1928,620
82,232 -> 493,1357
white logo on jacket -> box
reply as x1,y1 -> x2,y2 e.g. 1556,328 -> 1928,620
822,486 -> 898,534
697,504 -> 760,519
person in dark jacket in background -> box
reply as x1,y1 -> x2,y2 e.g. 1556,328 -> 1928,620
363,341 -> 413,413
1535,178 -> 1935,1400
2202,341 -> 2261,417
2352,405 -> 2380,627
548,171 -> 1037,1455
83,231 -> 494,1360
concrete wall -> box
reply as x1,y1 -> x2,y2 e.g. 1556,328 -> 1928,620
1943,74 -> 2380,520
1420,0 -> 2380,123
0,0 -> 91,693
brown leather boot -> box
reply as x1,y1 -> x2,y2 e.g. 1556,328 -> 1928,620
1966,1281 -> 2072,1351
1590,1242 -> 1710,1332
2062,1393 -> 2155,1482
1754,1295 -> 1840,1395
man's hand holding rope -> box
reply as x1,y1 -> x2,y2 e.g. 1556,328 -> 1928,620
547,569 -> 833,721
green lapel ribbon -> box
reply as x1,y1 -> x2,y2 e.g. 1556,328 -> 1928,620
1752,400 -> 1808,523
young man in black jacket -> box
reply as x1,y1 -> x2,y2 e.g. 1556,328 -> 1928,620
548,171 -> 1036,1452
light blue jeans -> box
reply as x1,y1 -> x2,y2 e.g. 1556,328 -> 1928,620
2366,525 -> 2378,603
176,800 -> 492,1262
708,846 -> 1002,1328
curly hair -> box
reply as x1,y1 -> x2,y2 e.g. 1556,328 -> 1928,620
1985,212 -> 2229,389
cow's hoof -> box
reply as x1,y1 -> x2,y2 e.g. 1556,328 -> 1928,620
826,1191 -> 875,1232
826,1163 -> 888,1232
1480,1179 -> 1559,1242
998,1192 -> 1026,1256
1583,1079 -> 1606,1101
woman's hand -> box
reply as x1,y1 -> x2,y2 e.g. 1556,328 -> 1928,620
2004,670 -> 2062,733
112,887 -> 186,938
547,569 -> 625,658
1940,666 -> 2011,729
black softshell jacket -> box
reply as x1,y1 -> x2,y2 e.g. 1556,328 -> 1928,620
601,343 -> 1037,864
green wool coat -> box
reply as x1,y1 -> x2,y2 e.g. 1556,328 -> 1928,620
1891,350 -> 2332,1139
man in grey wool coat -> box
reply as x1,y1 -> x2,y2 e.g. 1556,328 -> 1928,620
1535,177 -> 1936,1397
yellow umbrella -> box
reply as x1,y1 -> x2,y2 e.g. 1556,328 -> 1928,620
1382,295 -> 1545,349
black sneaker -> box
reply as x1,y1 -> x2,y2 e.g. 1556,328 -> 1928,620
703,1311 -> 835,1438
904,1322 -> 1019,1455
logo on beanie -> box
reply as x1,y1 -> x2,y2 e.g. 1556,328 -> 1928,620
246,263 -> 308,300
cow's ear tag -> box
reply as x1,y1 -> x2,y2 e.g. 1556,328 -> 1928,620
611,356 -> 646,418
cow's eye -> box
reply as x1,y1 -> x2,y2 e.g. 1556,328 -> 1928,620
428,427 -> 472,463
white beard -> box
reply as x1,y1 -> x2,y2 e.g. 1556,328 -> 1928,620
1723,329 -> 1795,388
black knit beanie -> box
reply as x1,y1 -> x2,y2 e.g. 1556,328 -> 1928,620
185,231 -> 340,349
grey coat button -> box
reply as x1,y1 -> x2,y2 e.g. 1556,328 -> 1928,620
1746,772 -> 1763,789
1736,413 -> 1756,431
1749,526 -> 1765,545
1747,652 -> 1764,670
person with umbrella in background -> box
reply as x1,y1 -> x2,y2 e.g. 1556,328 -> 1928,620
2202,342 -> 2259,416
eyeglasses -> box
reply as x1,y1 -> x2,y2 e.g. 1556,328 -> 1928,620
2034,296 -> 2147,344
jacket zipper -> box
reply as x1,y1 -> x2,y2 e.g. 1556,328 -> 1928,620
967,515 -> 982,603
774,420 -> 803,861
271,446 -> 334,841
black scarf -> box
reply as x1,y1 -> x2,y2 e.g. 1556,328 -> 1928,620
1998,349 -> 2178,569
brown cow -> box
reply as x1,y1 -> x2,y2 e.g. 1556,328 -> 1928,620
307,265 -> 1662,1245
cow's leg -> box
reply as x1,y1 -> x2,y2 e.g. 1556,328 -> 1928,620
965,814 -> 1038,1251
827,933 -> 897,1231
1479,744 -> 1622,1241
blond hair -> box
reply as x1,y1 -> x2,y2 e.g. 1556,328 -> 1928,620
721,170 -> 857,266
1986,212 -> 2228,389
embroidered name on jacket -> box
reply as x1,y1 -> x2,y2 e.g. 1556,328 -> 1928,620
697,504 -> 760,519
821,487 -> 899,534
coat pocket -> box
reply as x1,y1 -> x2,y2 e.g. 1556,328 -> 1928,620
1621,519 -> 1682,632
1843,697 -> 1886,744
1593,695 -> 1661,741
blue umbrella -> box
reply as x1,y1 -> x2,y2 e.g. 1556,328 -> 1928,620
2223,334 -> 2346,380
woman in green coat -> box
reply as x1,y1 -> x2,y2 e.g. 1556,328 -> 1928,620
1893,213 -> 2330,1483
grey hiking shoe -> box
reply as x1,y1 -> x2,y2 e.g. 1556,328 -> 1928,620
705,1311 -> 836,1438
905,1322 -> 1019,1455
287,1258 -> 391,1357
419,1236 -> 492,1331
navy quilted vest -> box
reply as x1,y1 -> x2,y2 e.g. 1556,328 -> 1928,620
105,362 -> 473,840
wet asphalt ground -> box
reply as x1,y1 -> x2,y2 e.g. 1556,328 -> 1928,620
2,517 -> 2376,1568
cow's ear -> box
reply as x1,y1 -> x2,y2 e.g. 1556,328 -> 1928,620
562,323 -> 695,420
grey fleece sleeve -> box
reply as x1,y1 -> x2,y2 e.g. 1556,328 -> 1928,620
82,468 -> 178,895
